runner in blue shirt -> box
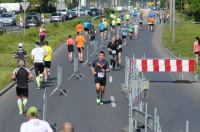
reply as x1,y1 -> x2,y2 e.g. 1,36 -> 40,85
99,21 -> 105,40
121,25 -> 128,46
83,20 -> 89,36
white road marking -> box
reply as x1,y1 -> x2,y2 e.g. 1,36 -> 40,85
110,96 -> 116,107
109,76 -> 112,83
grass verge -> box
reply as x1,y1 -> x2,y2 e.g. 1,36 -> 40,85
0,16 -> 102,90
162,13 -> 200,73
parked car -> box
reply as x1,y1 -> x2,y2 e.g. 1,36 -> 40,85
0,21 -> 6,35
58,9 -> 68,16
69,8 -> 78,15
0,12 -> 16,26
80,8 -> 88,16
65,11 -> 77,20
50,12 -> 65,23
25,15 -> 41,28
0,7 -> 7,14
88,8 -> 101,16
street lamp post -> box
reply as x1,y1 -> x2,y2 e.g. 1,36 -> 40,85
172,0 -> 175,43
23,0 -> 26,36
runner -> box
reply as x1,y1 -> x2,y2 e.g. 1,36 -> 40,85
88,25 -> 96,45
12,60 -> 32,115
31,42 -> 47,89
121,25 -> 128,46
111,18 -> 116,33
115,34 -> 123,68
103,18 -> 109,39
42,41 -> 53,81
134,23 -> 139,39
116,17 -> 122,34
66,35 -> 75,62
87,21 -> 92,35
91,51 -> 110,105
13,43 -> 28,65
39,25 -> 46,43
193,36 -> 200,65
75,22 -> 83,34
20,106 -> 53,132
125,13 -> 130,22
128,23 -> 134,39
99,20 -> 105,40
107,37 -> 118,70
139,19 -> 143,29
76,32 -> 86,63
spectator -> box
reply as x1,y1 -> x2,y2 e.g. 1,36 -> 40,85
20,106 -> 53,132
60,122 -> 74,132
193,36 -> 200,65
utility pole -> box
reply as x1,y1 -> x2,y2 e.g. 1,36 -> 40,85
169,0 -> 172,32
172,0 -> 175,43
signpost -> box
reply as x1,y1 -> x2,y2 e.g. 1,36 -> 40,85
21,0 -> 30,35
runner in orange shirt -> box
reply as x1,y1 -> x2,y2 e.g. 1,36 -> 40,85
76,32 -> 86,63
75,22 -> 83,34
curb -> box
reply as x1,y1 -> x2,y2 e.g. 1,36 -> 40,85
0,15 -> 102,97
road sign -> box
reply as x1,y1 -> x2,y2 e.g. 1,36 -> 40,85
20,2 -> 30,11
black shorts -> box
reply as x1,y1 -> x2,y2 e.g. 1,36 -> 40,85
34,62 -> 44,76
195,52 -> 200,54
129,31 -> 133,34
68,45 -> 74,52
122,35 -> 127,39
90,35 -> 95,41
150,23 -> 154,26
118,49 -> 122,53
100,29 -> 104,32
95,77 -> 106,86
126,19 -> 129,21
77,47 -> 84,53
111,25 -> 115,28
139,22 -> 142,25
44,61 -> 51,68
117,23 -> 121,26
16,87 -> 28,97
84,27 -> 88,32
104,28 -> 108,31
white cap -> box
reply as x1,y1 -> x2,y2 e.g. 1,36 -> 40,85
18,43 -> 23,47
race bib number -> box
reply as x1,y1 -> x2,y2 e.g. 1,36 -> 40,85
97,72 -> 105,78
112,50 -> 117,54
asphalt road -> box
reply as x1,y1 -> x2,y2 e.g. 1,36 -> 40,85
0,20 -> 200,132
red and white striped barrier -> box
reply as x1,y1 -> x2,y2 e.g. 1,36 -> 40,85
135,59 -> 195,73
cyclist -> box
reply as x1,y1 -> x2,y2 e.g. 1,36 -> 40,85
121,25 -> 128,46
12,60 -> 33,115
66,35 -> 75,62
42,41 -> 52,81
128,23 -> 134,39
134,23 -> 139,39
103,18 -> 109,39
13,43 -> 27,65
91,51 -> 110,105
115,34 -> 123,68
31,42 -> 47,89
99,20 -> 105,40
76,32 -> 86,63
107,37 -> 118,70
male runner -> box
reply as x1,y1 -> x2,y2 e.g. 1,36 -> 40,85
88,25 -> 96,45
121,25 -> 128,46
115,34 -> 123,67
107,37 -> 118,70
128,23 -> 134,39
75,22 -> 83,34
91,51 -> 110,105
99,20 -> 105,40
103,18 -> 109,39
12,60 -> 32,115
134,23 -> 139,39
76,32 -> 86,63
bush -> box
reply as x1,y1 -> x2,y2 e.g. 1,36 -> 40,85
104,8 -> 114,18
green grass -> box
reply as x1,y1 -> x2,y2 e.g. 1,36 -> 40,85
162,13 -> 200,73
0,16 -> 103,90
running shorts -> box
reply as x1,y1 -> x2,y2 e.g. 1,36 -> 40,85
117,23 -> 121,26
100,29 -> 104,32
77,47 -> 84,53
84,27 -> 88,32
44,61 -> 51,68
34,62 -> 44,76
95,77 -> 106,86
68,45 -> 74,52
90,35 -> 95,41
122,35 -> 127,39
16,87 -> 28,97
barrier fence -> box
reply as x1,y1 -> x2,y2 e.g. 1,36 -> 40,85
122,55 -> 192,132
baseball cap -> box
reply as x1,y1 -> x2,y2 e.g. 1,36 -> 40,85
18,43 -> 23,48
27,106 -> 38,116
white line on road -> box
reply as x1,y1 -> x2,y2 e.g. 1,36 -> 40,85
110,96 -> 116,108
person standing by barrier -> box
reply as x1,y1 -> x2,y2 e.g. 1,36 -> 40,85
31,42 -> 47,89
39,25 -> 46,43
76,32 -> 86,63
75,22 -> 83,34
193,36 -> 200,65
12,60 -> 33,115
42,41 -> 53,81
91,51 -> 110,105
60,122 -> 74,132
66,35 -> 75,62
20,106 -> 53,132
107,37 -> 118,70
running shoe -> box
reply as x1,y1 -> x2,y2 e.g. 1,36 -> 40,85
100,100 -> 104,105
96,98 -> 101,104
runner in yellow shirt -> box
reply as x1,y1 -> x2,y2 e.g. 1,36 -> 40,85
42,41 -> 53,81
103,18 -> 109,39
